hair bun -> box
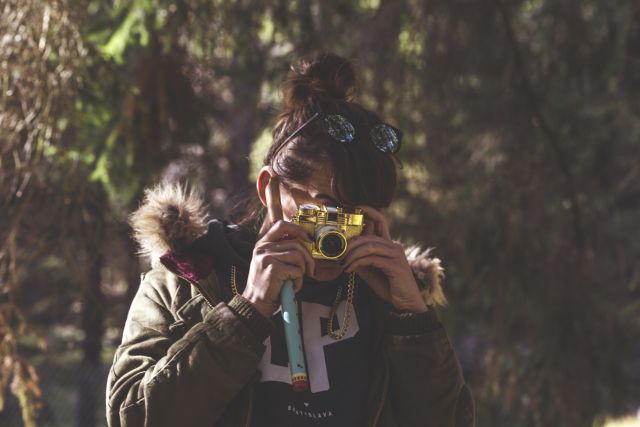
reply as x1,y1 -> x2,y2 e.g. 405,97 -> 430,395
285,53 -> 358,109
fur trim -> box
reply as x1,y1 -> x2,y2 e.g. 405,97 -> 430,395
404,244 -> 447,307
129,183 -> 209,268
129,182 -> 447,307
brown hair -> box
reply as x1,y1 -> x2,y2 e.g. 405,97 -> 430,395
229,53 -> 398,235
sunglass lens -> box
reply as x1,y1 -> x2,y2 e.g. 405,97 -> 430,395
324,115 -> 355,143
370,124 -> 400,153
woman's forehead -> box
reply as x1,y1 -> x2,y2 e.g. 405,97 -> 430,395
307,170 -> 334,194
289,177 -> 334,197
285,168 -> 337,200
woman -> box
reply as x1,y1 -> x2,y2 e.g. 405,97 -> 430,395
106,53 -> 474,426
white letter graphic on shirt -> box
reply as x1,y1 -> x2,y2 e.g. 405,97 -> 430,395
258,300 -> 359,393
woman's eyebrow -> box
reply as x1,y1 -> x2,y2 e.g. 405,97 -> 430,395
311,192 -> 338,203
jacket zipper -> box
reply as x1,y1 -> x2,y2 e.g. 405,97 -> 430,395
178,271 -> 256,427
160,254 -> 222,309
175,273 -> 216,309
174,266 -> 254,427
244,385 -> 254,427
371,351 -> 390,426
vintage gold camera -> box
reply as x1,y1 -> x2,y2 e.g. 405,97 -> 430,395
291,203 -> 364,260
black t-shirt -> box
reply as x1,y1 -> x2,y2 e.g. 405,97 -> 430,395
250,272 -> 378,427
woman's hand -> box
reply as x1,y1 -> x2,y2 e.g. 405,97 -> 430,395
244,220 -> 315,318
341,205 -> 428,313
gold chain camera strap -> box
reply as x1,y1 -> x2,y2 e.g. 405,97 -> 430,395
229,265 -> 355,340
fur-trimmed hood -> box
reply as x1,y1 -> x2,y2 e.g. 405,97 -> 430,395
129,183 -> 447,307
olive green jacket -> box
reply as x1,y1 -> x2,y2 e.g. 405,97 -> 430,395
105,184 -> 475,427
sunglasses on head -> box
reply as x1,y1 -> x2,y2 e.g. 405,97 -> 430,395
275,112 -> 403,158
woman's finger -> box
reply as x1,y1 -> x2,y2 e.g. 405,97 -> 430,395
346,235 -> 398,252
342,237 -> 398,267
356,205 -> 391,240
344,255 -> 394,274
273,260 -> 305,293
265,250 -> 307,274
261,219 -> 312,244
266,240 -> 315,276
362,218 -> 375,236
343,250 -> 395,273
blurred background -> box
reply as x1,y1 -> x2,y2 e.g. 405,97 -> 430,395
1,0 -> 639,426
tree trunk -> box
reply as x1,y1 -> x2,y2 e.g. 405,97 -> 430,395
225,54 -> 264,200
76,252 -> 104,427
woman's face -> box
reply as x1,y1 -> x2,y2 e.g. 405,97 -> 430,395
259,163 -> 349,281
279,170 -> 340,222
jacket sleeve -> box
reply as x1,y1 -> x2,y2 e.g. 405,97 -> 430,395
106,270 -> 272,427
383,308 -> 475,427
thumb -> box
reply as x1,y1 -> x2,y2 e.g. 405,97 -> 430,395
293,276 -> 304,294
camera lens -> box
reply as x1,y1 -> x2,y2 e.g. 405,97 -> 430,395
319,232 -> 346,258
